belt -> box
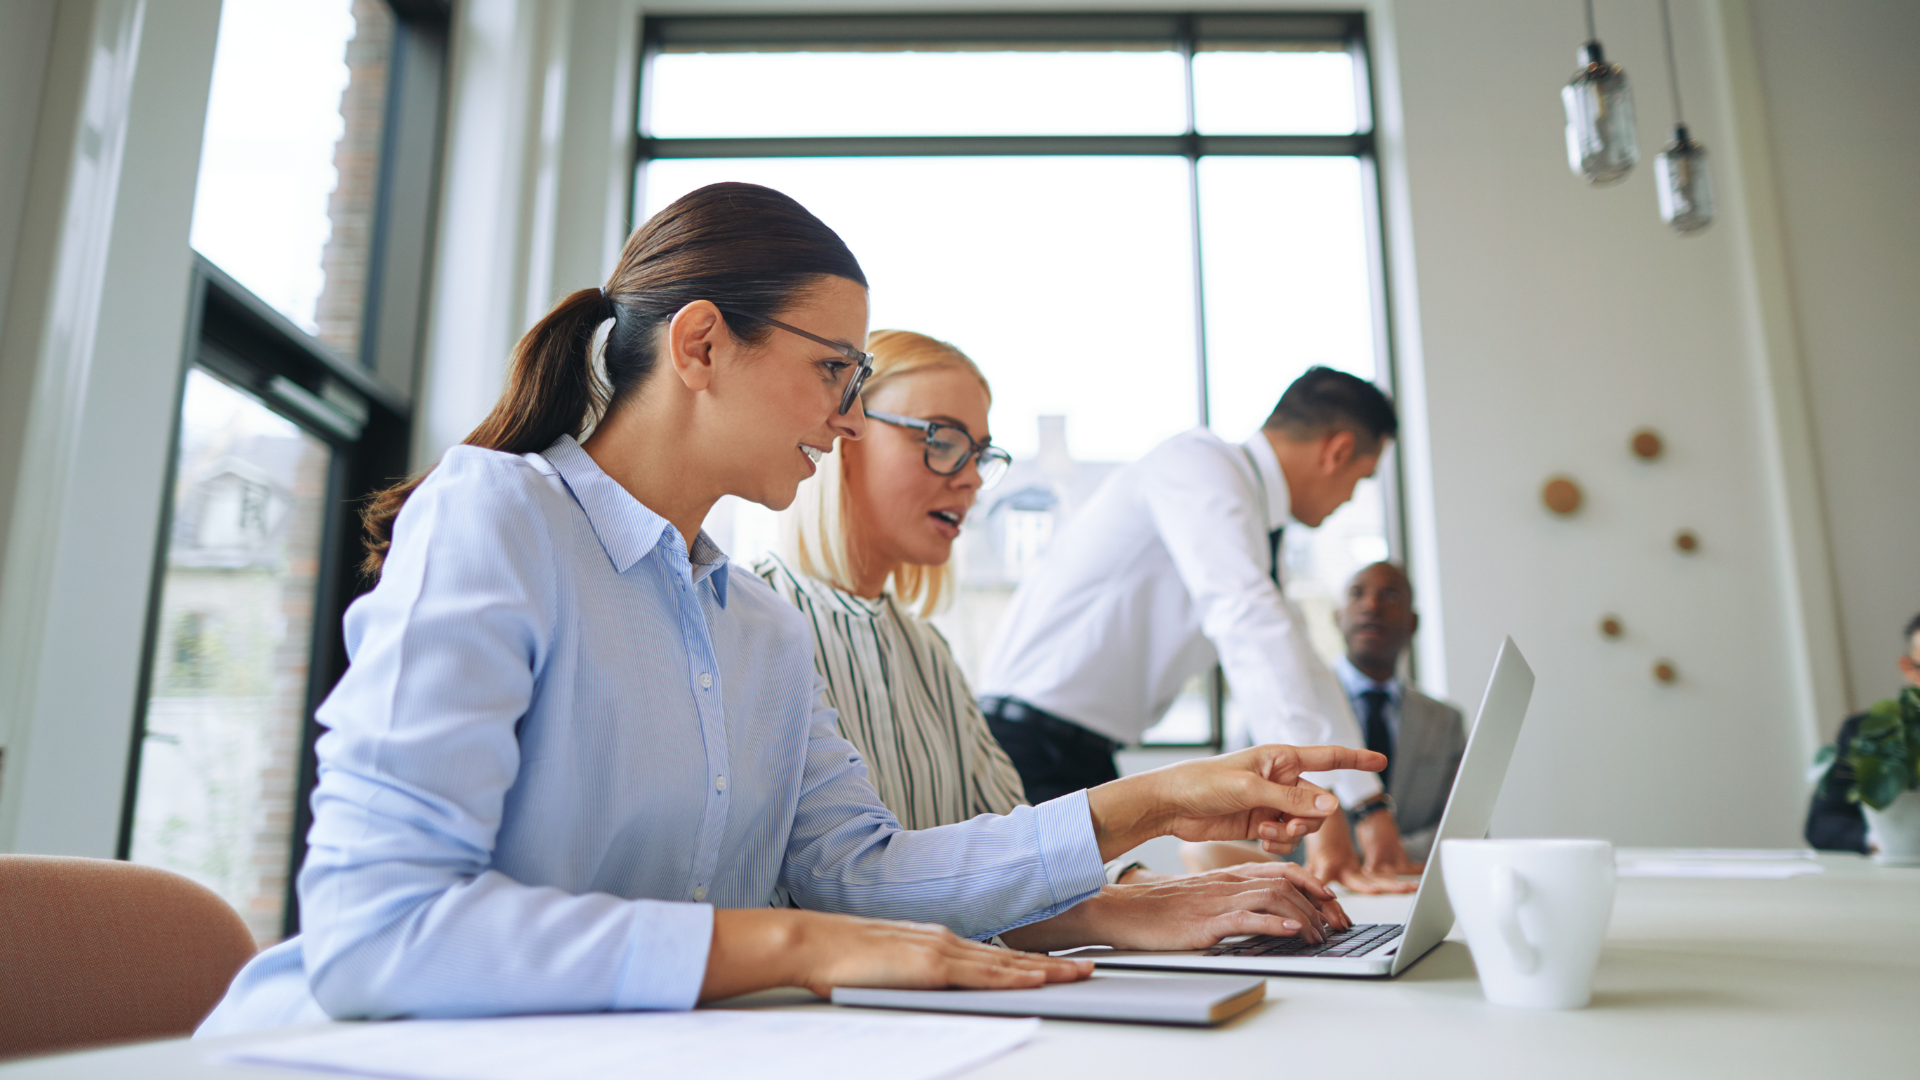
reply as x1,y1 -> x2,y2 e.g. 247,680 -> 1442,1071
979,696 -> 1124,752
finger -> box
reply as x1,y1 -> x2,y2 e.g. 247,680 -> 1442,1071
1270,745 -> 1390,776
989,955 -> 1092,983
944,953 -> 1084,989
1341,869 -> 1418,895
1255,814 -> 1321,842
1235,776 -> 1343,821
944,957 -> 1053,988
1308,891 -> 1351,930
1365,869 -> 1418,894
1212,910 -> 1313,942
1231,882 -> 1324,931
990,949 -> 1095,980
1230,886 -> 1324,941
1275,864 -> 1338,900
1255,815 -> 1319,845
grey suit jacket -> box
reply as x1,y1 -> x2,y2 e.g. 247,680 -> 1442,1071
1388,688 -> 1468,863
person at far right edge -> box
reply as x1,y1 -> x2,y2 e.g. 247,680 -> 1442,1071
978,367 -> 1410,885
1185,561 -> 1466,891
1805,611 -> 1920,853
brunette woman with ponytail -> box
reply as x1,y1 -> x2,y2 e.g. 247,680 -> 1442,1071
199,183 -> 1381,1034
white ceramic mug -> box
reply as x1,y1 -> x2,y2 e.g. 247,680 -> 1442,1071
1441,838 -> 1615,1009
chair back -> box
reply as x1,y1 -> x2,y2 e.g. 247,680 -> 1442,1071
0,855 -> 258,1060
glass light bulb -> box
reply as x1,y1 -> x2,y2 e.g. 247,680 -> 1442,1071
1655,125 -> 1714,233
1562,42 -> 1639,185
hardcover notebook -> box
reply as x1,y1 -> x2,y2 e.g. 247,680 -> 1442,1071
831,973 -> 1266,1026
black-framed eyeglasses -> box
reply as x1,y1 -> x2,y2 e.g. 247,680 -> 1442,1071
714,306 -> 874,415
866,410 -> 1013,489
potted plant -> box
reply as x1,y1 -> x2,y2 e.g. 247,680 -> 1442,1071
1814,686 -> 1920,865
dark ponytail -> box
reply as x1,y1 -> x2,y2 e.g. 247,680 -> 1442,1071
360,182 -> 866,576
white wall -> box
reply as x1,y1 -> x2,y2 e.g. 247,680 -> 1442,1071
1377,0 -> 1899,846
1746,0 -> 1920,727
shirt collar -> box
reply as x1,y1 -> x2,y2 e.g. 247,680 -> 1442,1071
761,552 -> 883,620
541,435 -> 730,606
1240,431 -> 1294,533
1335,653 -> 1401,702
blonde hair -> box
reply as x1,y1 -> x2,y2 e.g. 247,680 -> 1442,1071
783,330 -> 991,617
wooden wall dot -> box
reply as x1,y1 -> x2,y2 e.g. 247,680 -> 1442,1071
1542,475 -> 1584,516
1653,660 -> 1678,684
1600,615 -> 1623,638
1674,529 -> 1699,553
1631,428 -> 1665,460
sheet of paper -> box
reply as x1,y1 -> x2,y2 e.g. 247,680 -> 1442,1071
219,1009 -> 1040,1080
1644,848 -> 1817,861
1616,860 -> 1825,879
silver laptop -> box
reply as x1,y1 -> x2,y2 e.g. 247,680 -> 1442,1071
1078,636 -> 1535,978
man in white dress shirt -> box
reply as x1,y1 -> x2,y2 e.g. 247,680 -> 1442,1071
978,367 -> 1404,853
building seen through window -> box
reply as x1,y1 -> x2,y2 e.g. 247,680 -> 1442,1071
189,0 -> 392,359
129,371 -> 332,945
641,15 -> 1399,746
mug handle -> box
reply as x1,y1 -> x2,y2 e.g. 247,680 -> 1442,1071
1491,864 -> 1541,974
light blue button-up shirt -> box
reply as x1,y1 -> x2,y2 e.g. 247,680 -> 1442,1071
198,437 -> 1104,1034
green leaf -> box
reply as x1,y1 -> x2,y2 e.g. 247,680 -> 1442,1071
1859,703 -> 1900,738
1855,758 -> 1904,811
1837,693 -> 1920,807
1813,744 -> 1837,768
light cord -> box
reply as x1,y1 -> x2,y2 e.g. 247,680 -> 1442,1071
1660,0 -> 1687,124
1584,0 -> 1597,41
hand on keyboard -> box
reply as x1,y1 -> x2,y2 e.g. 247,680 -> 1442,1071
1205,923 -> 1404,960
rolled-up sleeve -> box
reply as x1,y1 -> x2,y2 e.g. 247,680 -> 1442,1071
777,677 -> 1106,939
298,451 -> 713,1019
1137,441 -> 1381,808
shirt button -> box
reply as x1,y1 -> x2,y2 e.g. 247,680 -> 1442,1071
692,886 -> 707,902
699,673 -> 713,689
715,775 -> 727,792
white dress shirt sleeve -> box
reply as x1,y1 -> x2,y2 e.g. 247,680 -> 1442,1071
1135,441 -> 1383,808
779,676 -> 1108,938
297,452 -> 714,1020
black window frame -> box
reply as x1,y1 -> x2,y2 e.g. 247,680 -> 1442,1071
631,12 -> 1410,750
117,0 -> 453,942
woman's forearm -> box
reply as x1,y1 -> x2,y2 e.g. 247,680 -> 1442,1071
700,909 -> 808,1002
997,899 -> 1103,953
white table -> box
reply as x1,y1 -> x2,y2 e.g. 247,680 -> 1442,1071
7,852 -> 1915,1079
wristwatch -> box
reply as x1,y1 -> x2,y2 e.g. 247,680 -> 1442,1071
1347,792 -> 1396,827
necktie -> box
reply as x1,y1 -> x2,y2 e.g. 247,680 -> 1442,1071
1361,688 -> 1393,792
1268,527 -> 1284,587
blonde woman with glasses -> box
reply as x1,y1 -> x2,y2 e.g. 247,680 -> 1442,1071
756,331 -> 1353,953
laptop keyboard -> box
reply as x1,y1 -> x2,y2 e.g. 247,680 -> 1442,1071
1204,922 -> 1404,959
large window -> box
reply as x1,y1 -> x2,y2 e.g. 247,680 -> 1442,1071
121,0 -> 447,944
636,14 -> 1399,746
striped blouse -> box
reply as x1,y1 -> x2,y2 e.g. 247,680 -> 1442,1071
754,554 -> 1028,829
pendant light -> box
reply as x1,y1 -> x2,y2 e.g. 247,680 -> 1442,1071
1654,0 -> 1714,233
1562,0 -> 1639,185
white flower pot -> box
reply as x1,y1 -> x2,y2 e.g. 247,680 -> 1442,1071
1863,789 -> 1920,867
